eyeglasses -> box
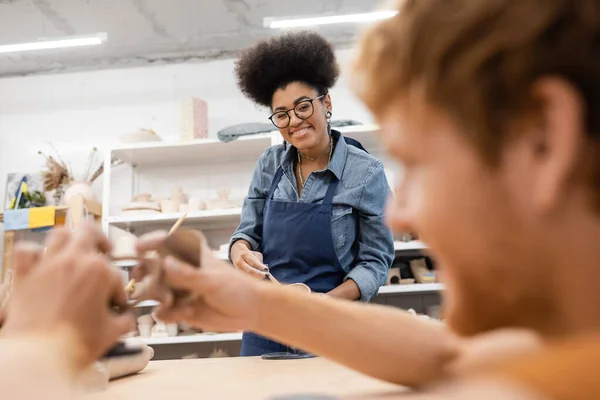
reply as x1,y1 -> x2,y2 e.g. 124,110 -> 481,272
268,94 -> 325,129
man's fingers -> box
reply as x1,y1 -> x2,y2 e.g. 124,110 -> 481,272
154,303 -> 196,323
109,313 -> 136,339
135,230 -> 169,253
107,266 -> 129,309
12,242 -> 43,283
44,227 -> 71,256
70,222 -> 112,254
162,256 -> 205,291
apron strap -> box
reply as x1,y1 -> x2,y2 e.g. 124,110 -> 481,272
268,167 -> 285,200
323,176 -> 339,205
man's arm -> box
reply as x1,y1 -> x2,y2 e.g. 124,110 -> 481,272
0,335 -> 76,399
254,285 -> 460,387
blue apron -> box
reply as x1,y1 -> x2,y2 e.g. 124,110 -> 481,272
240,135 -> 366,357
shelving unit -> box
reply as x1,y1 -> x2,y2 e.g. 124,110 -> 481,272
101,125 -> 440,358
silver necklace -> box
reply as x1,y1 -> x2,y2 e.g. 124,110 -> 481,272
297,137 -> 333,188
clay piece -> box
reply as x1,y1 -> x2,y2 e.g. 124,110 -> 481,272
77,339 -> 154,391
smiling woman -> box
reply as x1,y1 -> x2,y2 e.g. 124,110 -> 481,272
228,31 -> 395,357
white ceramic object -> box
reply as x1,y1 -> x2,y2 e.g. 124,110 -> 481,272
178,204 -> 190,213
113,235 -> 137,258
188,197 -> 203,212
171,186 -> 187,207
133,193 -> 152,202
122,201 -> 161,212
119,129 -> 162,143
160,199 -> 177,213
138,323 -> 152,338
166,323 -> 179,337
63,181 -> 97,204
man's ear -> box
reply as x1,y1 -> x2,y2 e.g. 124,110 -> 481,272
529,77 -> 587,214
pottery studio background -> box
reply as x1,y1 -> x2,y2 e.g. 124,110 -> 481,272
0,0 -> 440,359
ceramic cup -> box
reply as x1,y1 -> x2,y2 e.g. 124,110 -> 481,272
179,204 -> 190,213
138,323 -> 153,338
114,235 -> 137,258
160,199 -> 177,213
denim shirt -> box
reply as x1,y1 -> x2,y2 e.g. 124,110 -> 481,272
229,130 -> 395,301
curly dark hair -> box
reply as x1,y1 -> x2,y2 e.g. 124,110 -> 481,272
234,31 -> 340,108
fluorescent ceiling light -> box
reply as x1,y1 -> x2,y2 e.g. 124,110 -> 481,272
0,33 -> 107,54
265,11 -> 398,29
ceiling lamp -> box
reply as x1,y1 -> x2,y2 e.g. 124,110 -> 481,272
264,11 -> 398,29
0,33 -> 107,54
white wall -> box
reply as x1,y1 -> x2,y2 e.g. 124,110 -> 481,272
0,48 -> 374,269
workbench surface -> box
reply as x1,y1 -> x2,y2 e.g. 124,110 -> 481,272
81,356 -> 406,400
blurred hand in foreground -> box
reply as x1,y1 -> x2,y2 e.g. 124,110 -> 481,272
1,223 -> 134,373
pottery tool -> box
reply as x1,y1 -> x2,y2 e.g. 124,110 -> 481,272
124,278 -> 136,294
267,270 -> 282,286
168,212 -> 187,235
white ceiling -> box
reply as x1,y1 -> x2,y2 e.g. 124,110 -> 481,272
0,0 -> 380,77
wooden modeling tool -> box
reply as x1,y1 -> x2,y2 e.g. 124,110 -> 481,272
168,212 -> 187,235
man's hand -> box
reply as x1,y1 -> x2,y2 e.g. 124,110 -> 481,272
1,223 -> 135,373
135,230 -> 267,332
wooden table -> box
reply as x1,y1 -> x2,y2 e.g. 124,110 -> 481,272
81,357 -> 406,400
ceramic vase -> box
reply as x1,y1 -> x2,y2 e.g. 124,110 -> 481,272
63,181 -> 97,204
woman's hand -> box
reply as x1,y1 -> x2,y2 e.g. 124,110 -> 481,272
135,230 -> 267,332
1,223 -> 135,373
230,240 -> 269,279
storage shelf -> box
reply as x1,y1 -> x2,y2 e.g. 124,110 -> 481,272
106,208 -> 242,229
378,283 -> 444,294
140,332 -> 242,345
111,134 -> 273,167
